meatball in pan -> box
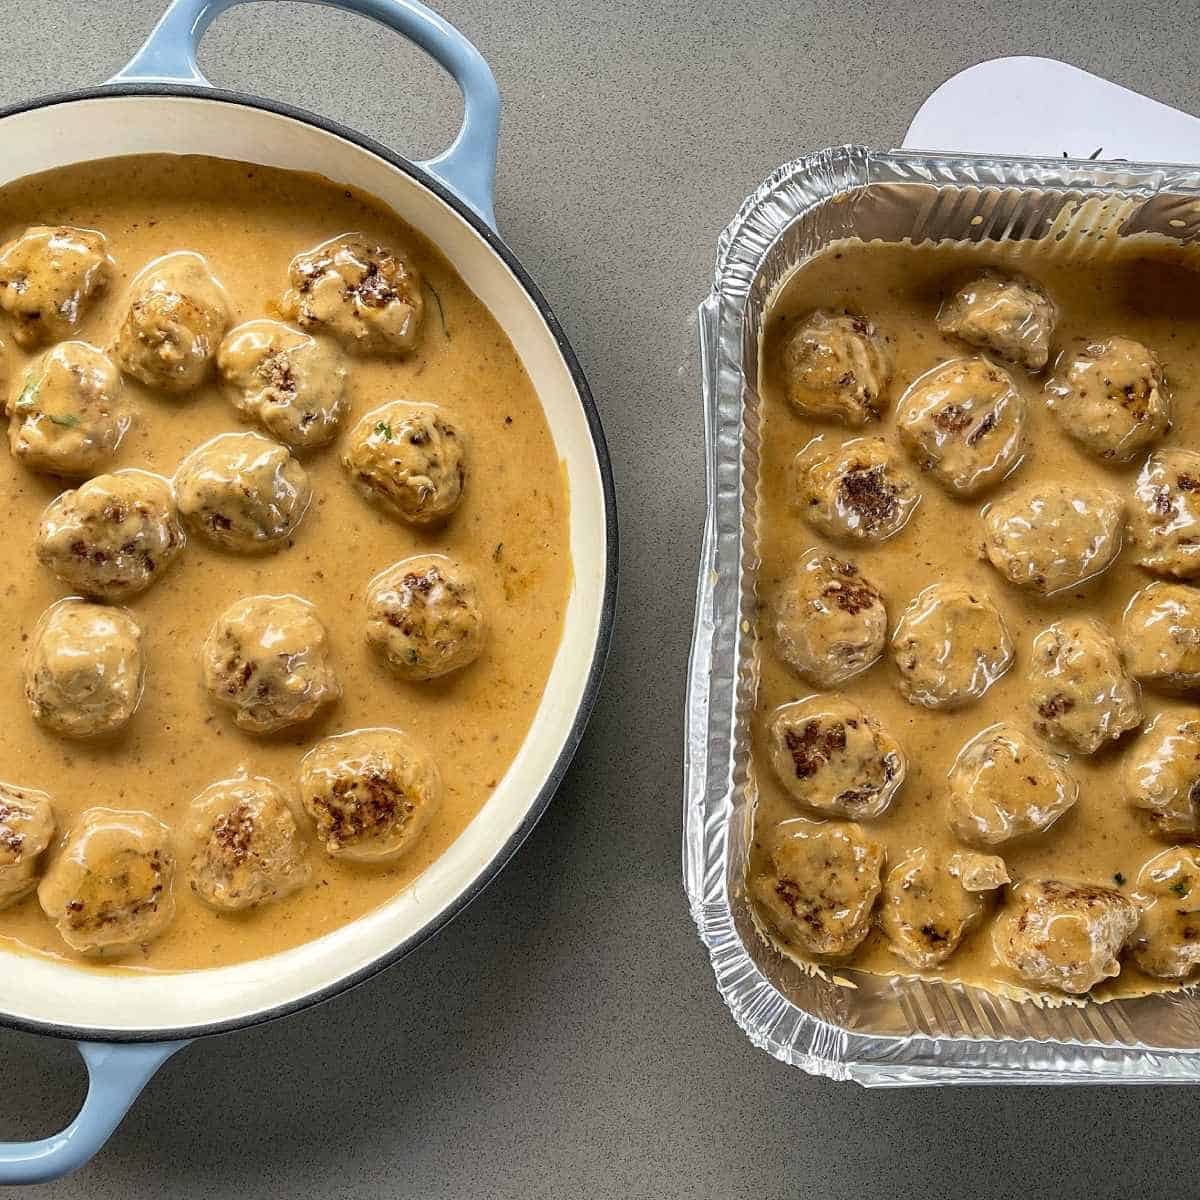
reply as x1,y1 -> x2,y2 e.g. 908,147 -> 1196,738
38,808 -> 176,957
298,727 -> 440,864
186,775 -> 310,910
0,225 -> 113,348
366,555 -> 485,681
36,470 -> 185,600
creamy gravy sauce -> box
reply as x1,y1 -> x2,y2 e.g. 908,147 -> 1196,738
753,238 -> 1200,1001
0,155 -> 569,972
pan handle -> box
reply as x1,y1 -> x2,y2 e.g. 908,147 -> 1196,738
0,1040 -> 187,1185
110,0 -> 500,228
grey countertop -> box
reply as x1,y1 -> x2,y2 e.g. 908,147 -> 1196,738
1,1 -> 1198,1196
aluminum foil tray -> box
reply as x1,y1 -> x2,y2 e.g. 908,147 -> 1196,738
685,145 -> 1200,1086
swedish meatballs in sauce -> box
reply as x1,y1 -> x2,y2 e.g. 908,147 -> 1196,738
0,156 -> 568,969
753,239 -> 1200,1001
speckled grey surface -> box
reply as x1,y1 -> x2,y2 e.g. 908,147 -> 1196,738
1,1 -> 1199,1195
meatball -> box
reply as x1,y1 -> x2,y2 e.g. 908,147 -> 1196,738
1045,336 -> 1169,463
896,356 -> 1026,496
764,696 -> 905,819
342,403 -> 466,526
773,553 -> 887,687
36,470 -> 185,600
0,783 -> 55,910
750,819 -> 884,958
890,581 -> 1013,709
1129,449 -> 1200,579
778,309 -> 892,425
298,727 -> 441,863
217,319 -> 347,450
982,480 -> 1124,596
7,342 -> 129,477
794,436 -> 920,543
936,271 -> 1056,370
282,235 -> 424,357
24,600 -> 144,739
1131,846 -> 1200,979
175,432 -> 311,552
993,879 -> 1138,994
115,251 -> 231,393
202,594 -> 340,734
880,847 -> 1008,970
37,808 -> 175,956
365,555 -> 485,681
1029,618 -> 1142,754
0,225 -> 113,348
1123,714 -> 1200,839
186,775 -> 310,910
947,723 -> 1078,846
1121,581 -> 1200,691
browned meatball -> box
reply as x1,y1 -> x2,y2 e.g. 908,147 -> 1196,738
0,225 -> 113,348
947,723 -> 1078,846
750,819 -> 884,959
765,696 -> 905,819
282,235 -> 424,356
896,356 -> 1026,495
298,727 -> 441,863
778,309 -> 892,425
890,581 -> 1013,709
773,553 -> 887,687
992,879 -> 1138,994
1044,336 -> 1169,463
7,341 -> 129,478
0,783 -> 56,910
1123,714 -> 1200,839
1129,449 -> 1200,579
1131,846 -> 1200,979
342,402 -> 466,526
115,251 -> 231,393
202,594 -> 341,734
794,436 -> 920,543
186,775 -> 310,910
936,271 -> 1056,370
24,600 -> 144,739
217,319 -> 347,450
175,432 -> 311,553
365,555 -> 485,681
1029,618 -> 1142,754
37,808 -> 175,956
983,480 -> 1124,596
880,847 -> 1008,969
36,470 -> 185,600
1121,582 -> 1200,692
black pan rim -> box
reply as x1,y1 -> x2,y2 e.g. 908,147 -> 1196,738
0,83 -> 618,1045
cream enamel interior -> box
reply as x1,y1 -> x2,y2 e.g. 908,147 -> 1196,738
0,95 -> 609,1035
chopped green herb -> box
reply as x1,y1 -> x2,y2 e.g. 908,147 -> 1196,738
406,648 -> 419,664
1172,879 -> 1189,897
425,280 -> 450,339
13,373 -> 37,412
47,412 -> 80,429
1113,872 -> 1126,886
493,542 -> 503,562
374,421 -> 393,439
